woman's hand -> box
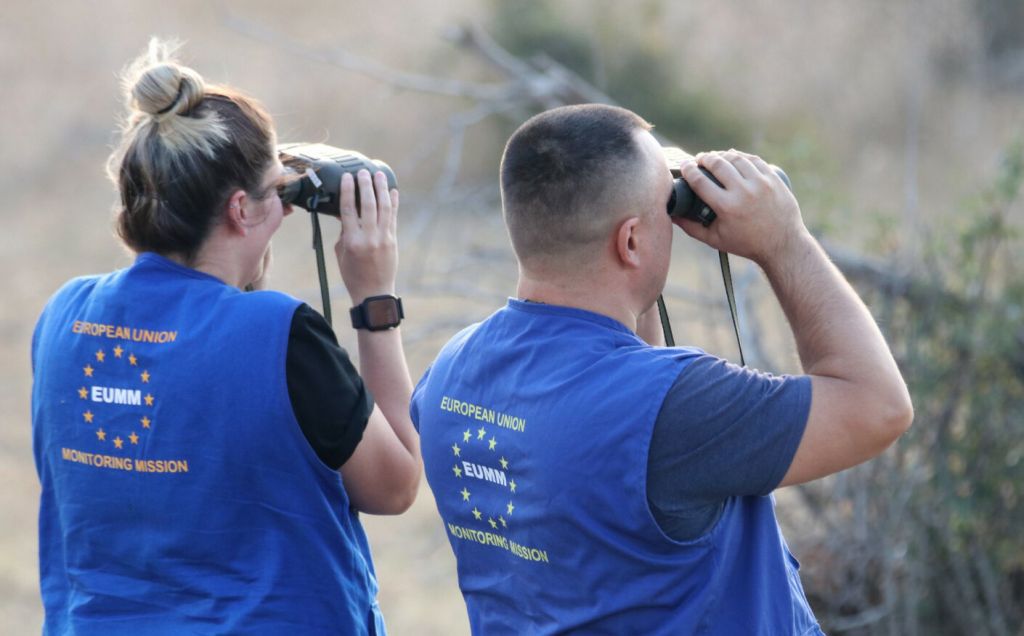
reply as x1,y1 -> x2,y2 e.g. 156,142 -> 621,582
335,169 -> 400,305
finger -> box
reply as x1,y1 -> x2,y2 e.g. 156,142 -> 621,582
373,171 -> 391,229
357,169 -> 378,226
697,151 -> 743,189
681,159 -> 730,213
389,188 -> 399,233
731,150 -> 774,178
339,172 -> 360,235
722,150 -> 760,181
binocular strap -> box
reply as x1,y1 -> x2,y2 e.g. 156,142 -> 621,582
656,250 -> 745,367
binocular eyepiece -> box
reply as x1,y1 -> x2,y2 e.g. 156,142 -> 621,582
662,147 -> 791,226
277,143 -> 397,216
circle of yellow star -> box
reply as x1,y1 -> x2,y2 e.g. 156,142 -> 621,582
83,364 -> 94,377
144,394 -> 154,406
129,432 -> 139,445
78,387 -> 88,399
460,487 -> 471,502
472,507 -> 482,520
96,428 -> 106,441
141,370 -> 150,383
83,411 -> 94,424
453,465 -> 463,478
113,436 -> 124,449
113,345 -> 124,358
140,416 -> 151,429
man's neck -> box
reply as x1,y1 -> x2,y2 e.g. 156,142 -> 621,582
516,271 -> 641,332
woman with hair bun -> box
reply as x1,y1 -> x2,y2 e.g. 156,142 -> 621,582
30,38 -> 420,634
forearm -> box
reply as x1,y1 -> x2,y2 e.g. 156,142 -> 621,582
761,231 -> 907,405
356,328 -> 419,457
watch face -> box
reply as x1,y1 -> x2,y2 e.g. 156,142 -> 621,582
366,298 -> 400,326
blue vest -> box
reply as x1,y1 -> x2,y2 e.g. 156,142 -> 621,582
413,300 -> 821,635
31,253 -> 385,635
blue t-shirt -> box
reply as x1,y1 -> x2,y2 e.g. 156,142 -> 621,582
648,356 -> 810,540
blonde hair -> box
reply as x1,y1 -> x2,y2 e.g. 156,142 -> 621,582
107,38 -> 276,260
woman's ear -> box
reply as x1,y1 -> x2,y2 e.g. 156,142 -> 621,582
224,189 -> 248,236
615,216 -> 642,268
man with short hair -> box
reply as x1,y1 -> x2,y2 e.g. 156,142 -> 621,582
412,104 -> 912,634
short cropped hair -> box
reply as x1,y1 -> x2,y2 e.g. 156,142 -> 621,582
106,38 -> 277,262
500,104 -> 652,260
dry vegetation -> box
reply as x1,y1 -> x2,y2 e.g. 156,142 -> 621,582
1,1 -> 1020,633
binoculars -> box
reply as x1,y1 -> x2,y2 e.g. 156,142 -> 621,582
662,147 -> 790,226
277,143 -> 398,216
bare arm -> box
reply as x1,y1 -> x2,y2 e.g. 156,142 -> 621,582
334,169 -> 421,514
679,151 -> 913,487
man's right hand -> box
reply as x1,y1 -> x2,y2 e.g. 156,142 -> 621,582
679,149 -> 913,488
676,150 -> 807,268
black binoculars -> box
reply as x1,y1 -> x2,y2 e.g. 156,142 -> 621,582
662,147 -> 790,226
277,143 -> 398,216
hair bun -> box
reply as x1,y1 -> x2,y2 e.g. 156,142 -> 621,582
123,38 -> 206,120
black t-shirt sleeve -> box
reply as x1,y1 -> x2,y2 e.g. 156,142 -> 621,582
286,303 -> 374,470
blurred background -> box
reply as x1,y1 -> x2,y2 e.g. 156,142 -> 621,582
2,1 -> 1022,633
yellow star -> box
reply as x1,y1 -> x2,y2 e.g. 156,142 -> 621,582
129,354 -> 138,366
489,517 -> 498,529
463,429 -> 471,442
83,410 -> 94,424
113,436 -> 124,449
507,502 -> 515,515
144,394 -> 154,406
499,456 -> 509,469
460,487 -> 471,502
472,507 -> 482,520
499,516 -> 507,528
78,387 -> 88,399
129,432 -> 139,445
451,443 -> 461,457
140,416 -> 151,429
140,370 -> 150,383
488,437 -> 497,451
453,465 -> 463,478
95,349 -> 105,362
83,364 -> 94,377
113,345 -> 124,358
510,479 -> 517,493
477,427 -> 486,440
96,428 -> 106,441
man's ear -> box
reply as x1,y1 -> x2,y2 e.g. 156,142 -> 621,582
615,216 -> 642,269
224,189 -> 249,236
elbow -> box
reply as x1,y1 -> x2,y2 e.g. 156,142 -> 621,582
876,387 -> 914,449
378,466 -> 422,515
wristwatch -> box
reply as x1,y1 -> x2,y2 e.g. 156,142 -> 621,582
350,295 -> 404,331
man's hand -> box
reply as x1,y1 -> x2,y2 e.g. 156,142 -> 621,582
336,169 -> 400,305
677,150 -> 806,267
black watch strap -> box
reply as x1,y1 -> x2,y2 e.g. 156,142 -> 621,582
350,295 -> 404,331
